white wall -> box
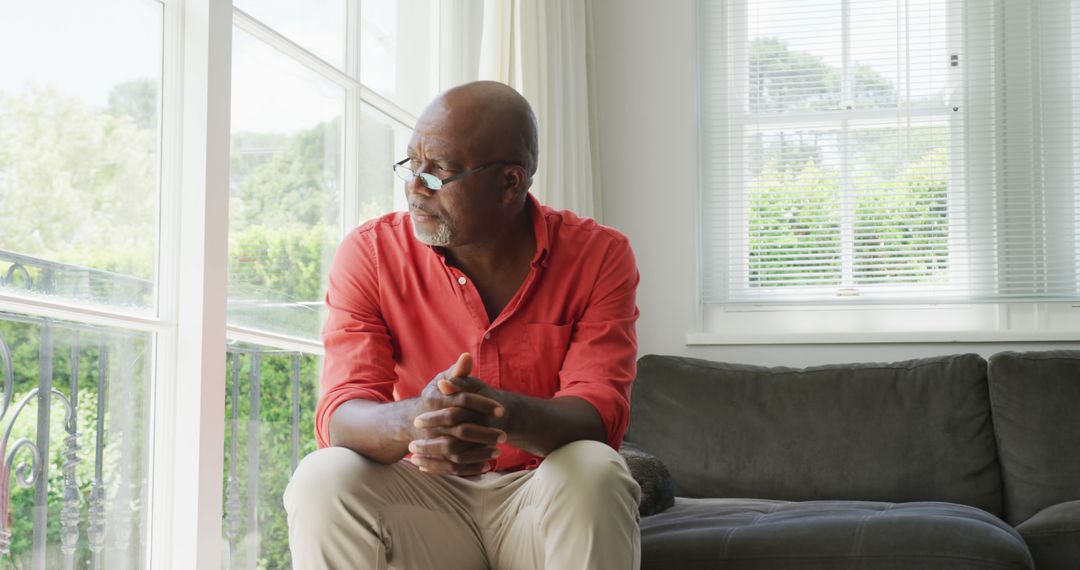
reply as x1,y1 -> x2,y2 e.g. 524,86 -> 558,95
590,0 -> 1078,367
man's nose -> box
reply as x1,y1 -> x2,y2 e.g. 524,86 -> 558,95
405,174 -> 435,197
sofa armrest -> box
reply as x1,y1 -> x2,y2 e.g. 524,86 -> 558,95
619,441 -> 676,517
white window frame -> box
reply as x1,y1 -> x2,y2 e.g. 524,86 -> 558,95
693,0 -> 1080,345
0,0 -> 437,567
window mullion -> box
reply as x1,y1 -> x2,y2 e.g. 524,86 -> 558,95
0,293 -> 168,334
840,120 -> 855,290
721,0 -> 747,300
839,0 -> 854,291
148,0 -> 231,568
341,0 -> 361,234
998,1 -> 1041,298
226,324 -> 324,356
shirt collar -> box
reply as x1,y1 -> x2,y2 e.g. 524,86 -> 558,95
526,192 -> 551,268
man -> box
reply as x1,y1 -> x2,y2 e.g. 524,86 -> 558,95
285,81 -> 641,570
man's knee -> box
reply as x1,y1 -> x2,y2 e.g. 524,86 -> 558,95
538,440 -> 640,505
545,439 -> 625,476
284,446 -> 385,519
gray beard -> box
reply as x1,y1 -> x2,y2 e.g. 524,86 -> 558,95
413,218 -> 453,246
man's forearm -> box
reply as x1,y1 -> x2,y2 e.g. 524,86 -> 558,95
501,393 -> 607,457
328,398 -> 420,464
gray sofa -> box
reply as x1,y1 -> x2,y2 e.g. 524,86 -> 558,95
622,350 -> 1080,569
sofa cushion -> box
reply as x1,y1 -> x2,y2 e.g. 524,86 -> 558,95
641,498 -> 1032,570
987,350 -> 1080,525
619,441 -> 676,517
626,354 -> 1002,515
1015,499 -> 1080,570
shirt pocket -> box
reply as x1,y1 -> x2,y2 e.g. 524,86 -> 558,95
513,323 -> 574,398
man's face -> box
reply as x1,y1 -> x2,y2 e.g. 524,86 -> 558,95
404,101 -> 507,248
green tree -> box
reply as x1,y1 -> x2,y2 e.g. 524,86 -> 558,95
749,159 -> 842,287
230,119 -> 342,232
229,223 -> 337,338
749,37 -> 898,113
853,145 -> 949,284
0,87 -> 157,282
106,78 -> 158,131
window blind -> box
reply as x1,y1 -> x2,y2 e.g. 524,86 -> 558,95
700,0 -> 1080,304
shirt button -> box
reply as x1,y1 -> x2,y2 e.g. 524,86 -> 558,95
484,333 -> 491,340
458,276 -> 467,285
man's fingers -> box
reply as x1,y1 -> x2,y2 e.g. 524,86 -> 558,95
414,407 -> 485,429
450,392 -> 504,416
439,353 -> 474,395
436,377 -> 455,395
446,423 -> 507,445
407,432 -> 496,477
408,438 -> 500,463
409,454 -> 490,477
413,413 -> 506,444
408,436 -> 464,457
443,374 -> 494,398
445,445 -> 501,464
421,391 -> 503,417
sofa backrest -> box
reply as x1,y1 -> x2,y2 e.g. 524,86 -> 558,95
626,353 -> 1003,517
988,350 -> 1080,525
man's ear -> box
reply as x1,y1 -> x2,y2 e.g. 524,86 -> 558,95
501,165 -> 530,204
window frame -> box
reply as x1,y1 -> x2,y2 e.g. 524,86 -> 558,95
0,0 -> 436,566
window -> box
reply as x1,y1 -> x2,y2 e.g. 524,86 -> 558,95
222,2 -> 436,568
0,0 -> 162,565
697,0 -> 1080,342
0,0 -> 441,567
0,0 -> 161,313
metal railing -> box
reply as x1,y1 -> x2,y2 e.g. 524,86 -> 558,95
223,347 -> 313,570
0,312 -> 145,570
1,249 -> 317,569
0,250 -> 153,310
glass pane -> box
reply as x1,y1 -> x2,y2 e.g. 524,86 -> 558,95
0,312 -> 151,567
234,0 -> 347,69
221,344 -> 319,569
0,0 -> 162,312
747,129 -> 842,287
358,103 -> 413,224
361,0 -> 438,117
849,0 -> 950,109
229,30 -> 345,340
747,0 -> 842,114
851,125 -> 950,285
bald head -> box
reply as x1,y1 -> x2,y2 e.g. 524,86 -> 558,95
417,81 -> 539,180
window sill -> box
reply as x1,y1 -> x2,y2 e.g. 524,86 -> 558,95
690,302 -> 1080,345
687,330 -> 1080,345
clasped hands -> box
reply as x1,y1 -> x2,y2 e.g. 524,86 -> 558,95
408,352 -> 508,476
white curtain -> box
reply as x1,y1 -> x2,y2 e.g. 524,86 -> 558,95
466,0 -> 603,220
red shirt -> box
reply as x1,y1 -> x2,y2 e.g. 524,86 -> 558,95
316,194 -> 639,471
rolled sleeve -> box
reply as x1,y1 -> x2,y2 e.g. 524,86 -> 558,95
315,228 -> 398,448
554,236 -> 640,450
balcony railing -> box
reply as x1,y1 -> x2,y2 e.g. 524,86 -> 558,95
1,249 -> 317,569
223,348 -> 316,569
0,310 -> 148,570
1,250 -> 153,310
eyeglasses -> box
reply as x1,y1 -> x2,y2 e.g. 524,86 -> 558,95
393,158 -> 517,191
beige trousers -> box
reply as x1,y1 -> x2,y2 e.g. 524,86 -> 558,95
284,440 -> 641,570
